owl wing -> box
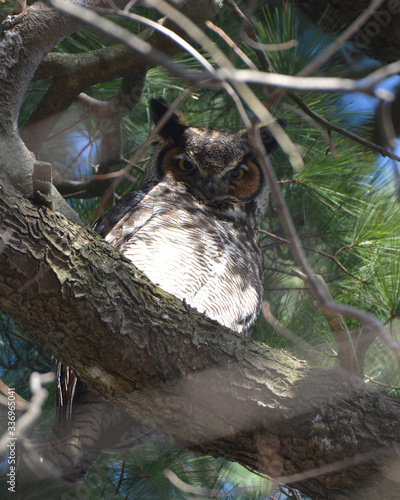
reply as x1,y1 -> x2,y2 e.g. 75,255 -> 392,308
92,190 -> 146,237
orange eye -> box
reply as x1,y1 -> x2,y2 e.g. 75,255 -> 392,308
228,165 -> 247,180
177,158 -> 196,172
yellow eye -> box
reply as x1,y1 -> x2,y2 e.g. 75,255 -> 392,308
177,158 -> 196,172
228,166 -> 247,180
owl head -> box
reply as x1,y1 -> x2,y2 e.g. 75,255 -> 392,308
142,98 -> 285,227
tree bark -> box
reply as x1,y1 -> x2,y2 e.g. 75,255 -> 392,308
22,0 -> 223,155
0,0 -> 224,206
1,1 -> 400,498
1,179 -> 400,499
0,1 -> 91,195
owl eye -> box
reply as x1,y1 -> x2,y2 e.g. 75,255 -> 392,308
177,158 -> 196,172
228,165 -> 247,181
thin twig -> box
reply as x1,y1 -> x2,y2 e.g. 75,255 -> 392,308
224,0 -> 273,73
364,375 -> 400,391
262,302 -> 324,360
0,380 -> 29,410
294,272 -> 358,374
377,99 -> 400,201
231,0 -> 400,163
0,372 -> 54,456
252,126 -> 400,365
260,230 -> 366,283
215,67 -> 395,100
288,92 -> 400,162
164,467 -> 271,497
48,0 -> 213,84
164,468 -> 222,497
276,100 -> 337,157
294,271 -> 400,365
206,19 -> 258,70
115,458 -> 126,493
145,0 -> 301,167
227,0 -> 400,162
94,7 -> 214,74
265,0 -> 387,105
274,446 -> 393,486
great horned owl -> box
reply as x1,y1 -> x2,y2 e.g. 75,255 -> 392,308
45,98 -> 284,481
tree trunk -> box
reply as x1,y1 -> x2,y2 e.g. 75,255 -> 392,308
1,179 -> 400,499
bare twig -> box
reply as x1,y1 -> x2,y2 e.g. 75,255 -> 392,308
377,100 -> 400,201
0,372 -> 54,457
164,468 -> 222,497
251,126 -> 400,365
71,65 -> 146,200
55,85 -> 193,200
277,100 -> 337,157
224,0 -> 273,73
264,0 -> 388,110
206,19 -> 258,70
98,7 -> 214,73
288,92 -> 400,163
292,271 -> 358,374
48,0 -> 213,84
241,33 -> 297,53
364,375 -> 400,391
215,67 -> 395,100
260,230 -> 366,283
262,302 -> 323,361
0,380 -> 29,411
115,458 -> 126,493
164,467 -> 271,497
145,0 -> 301,167
226,0 -> 400,163
274,446 -> 393,486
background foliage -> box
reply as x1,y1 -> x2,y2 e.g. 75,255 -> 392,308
1,0 -> 400,498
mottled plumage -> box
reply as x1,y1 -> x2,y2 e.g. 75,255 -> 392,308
95,98 -> 284,334
46,98 -> 284,481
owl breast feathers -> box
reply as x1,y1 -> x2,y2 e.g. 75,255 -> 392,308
94,98 -> 285,335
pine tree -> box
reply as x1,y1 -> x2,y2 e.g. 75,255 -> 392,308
1,1 -> 400,498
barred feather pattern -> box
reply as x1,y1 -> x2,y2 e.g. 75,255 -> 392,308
105,180 -> 264,335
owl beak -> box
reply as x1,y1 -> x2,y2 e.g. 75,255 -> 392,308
202,176 -> 221,199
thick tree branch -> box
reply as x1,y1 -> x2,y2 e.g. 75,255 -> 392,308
23,0 -> 222,155
1,180 -> 400,499
0,0 -> 99,196
51,66 -> 149,200
23,44 -> 149,156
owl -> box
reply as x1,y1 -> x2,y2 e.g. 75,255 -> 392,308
95,98 -> 284,334
45,98 -> 284,481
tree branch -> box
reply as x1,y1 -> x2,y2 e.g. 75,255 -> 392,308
0,0 -> 101,196
1,179 -> 400,499
24,0 -> 221,154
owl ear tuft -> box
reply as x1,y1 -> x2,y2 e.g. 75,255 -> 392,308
150,98 -> 188,140
259,117 -> 288,154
